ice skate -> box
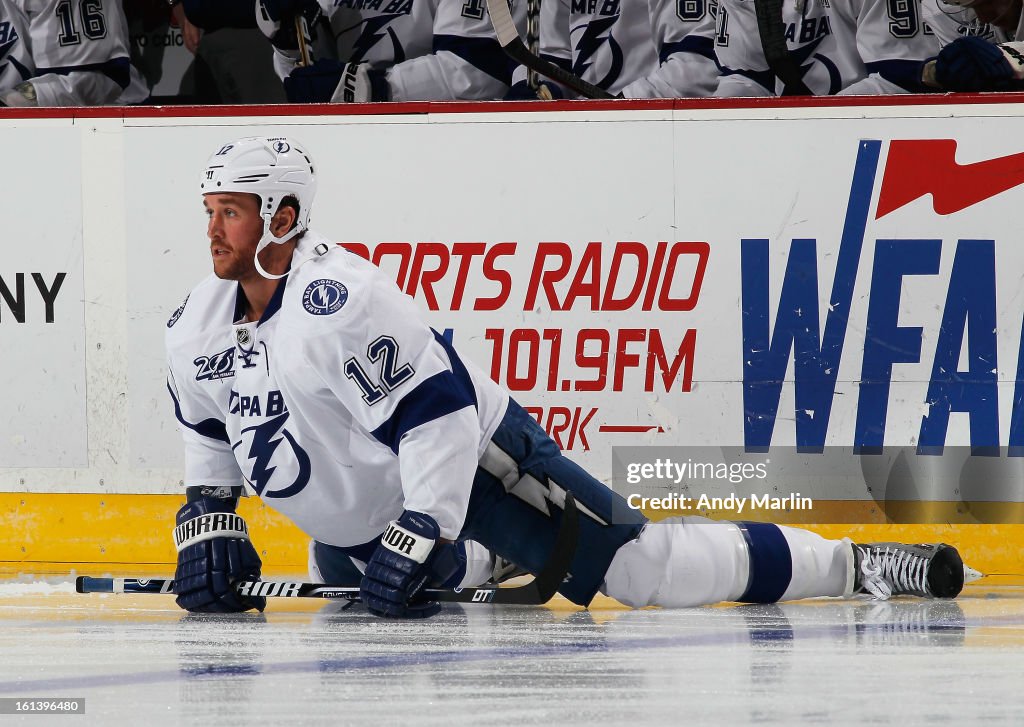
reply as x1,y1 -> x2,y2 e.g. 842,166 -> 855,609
853,543 -> 972,600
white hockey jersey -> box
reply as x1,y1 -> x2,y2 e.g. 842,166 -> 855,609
714,0 -> 939,97
274,0 -> 527,100
921,0 -> 1022,45
166,233 -> 511,546
15,0 -> 138,105
534,0 -> 718,97
0,0 -> 35,95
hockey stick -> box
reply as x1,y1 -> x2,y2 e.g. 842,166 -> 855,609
754,0 -> 812,96
76,493 -> 579,606
484,0 -> 615,99
295,16 -> 313,68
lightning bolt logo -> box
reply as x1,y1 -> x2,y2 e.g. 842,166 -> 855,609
787,36 -> 841,95
571,15 -> 623,90
234,411 -> 311,499
350,14 -> 406,64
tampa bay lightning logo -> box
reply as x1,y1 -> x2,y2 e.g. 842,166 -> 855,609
302,279 -> 348,315
350,15 -> 406,64
167,295 -> 189,328
233,411 -> 311,499
572,15 -> 624,90
272,140 -> 290,154
791,37 -> 842,95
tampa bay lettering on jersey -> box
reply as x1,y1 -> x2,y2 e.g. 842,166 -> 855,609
715,5 -> 832,48
334,0 -> 413,13
571,0 -> 619,15
229,389 -> 287,417
740,139 -> 1024,454
783,14 -> 832,44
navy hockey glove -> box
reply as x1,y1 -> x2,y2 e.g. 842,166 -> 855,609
255,0 -> 320,53
173,497 -> 266,613
285,60 -> 389,103
503,80 -> 565,101
935,36 -> 1024,92
360,511 -> 464,618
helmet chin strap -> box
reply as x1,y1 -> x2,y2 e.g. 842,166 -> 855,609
253,215 -> 329,280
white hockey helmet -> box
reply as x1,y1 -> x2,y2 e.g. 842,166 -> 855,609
201,136 -> 318,278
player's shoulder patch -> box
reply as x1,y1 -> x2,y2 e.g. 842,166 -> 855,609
167,294 -> 190,328
301,278 -> 349,316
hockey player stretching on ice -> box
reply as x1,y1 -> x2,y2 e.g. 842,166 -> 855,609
167,136 -> 971,616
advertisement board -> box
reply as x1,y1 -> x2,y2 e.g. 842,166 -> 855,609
2,100 -> 1023,528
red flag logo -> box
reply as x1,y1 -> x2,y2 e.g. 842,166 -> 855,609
876,139 -> 1024,218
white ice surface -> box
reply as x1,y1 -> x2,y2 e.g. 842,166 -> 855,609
0,583 -> 1021,726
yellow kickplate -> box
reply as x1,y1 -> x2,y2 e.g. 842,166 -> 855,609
0,494 -> 1021,582
0,493 -> 308,570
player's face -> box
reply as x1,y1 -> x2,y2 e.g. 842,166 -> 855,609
204,193 -> 263,281
950,0 -> 1023,30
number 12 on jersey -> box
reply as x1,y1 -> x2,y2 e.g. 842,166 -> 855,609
344,335 -> 415,405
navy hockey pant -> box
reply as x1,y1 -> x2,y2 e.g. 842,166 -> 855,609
313,399 -> 647,606
459,400 -> 647,606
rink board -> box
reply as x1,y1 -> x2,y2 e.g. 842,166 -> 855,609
0,97 -> 1022,576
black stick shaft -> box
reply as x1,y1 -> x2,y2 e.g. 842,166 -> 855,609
76,495 -> 579,607
484,0 -> 615,99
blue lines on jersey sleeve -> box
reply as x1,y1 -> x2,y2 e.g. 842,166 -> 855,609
36,56 -> 131,89
865,58 -> 931,93
167,382 -> 230,444
660,34 -> 718,65
371,331 -> 478,454
433,35 -> 518,85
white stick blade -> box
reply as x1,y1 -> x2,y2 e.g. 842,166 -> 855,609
485,0 -> 519,46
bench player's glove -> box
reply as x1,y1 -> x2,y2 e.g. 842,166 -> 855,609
0,82 -> 38,107
173,495 -> 266,613
503,80 -> 565,101
934,36 -> 1024,92
284,60 -> 390,103
360,511 -> 464,618
255,0 -> 321,56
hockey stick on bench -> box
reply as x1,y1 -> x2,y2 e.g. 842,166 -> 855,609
484,0 -> 615,99
295,15 -> 313,68
76,493 -> 579,606
754,0 -> 812,96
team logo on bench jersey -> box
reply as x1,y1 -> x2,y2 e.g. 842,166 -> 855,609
302,279 -> 348,315
167,295 -> 189,328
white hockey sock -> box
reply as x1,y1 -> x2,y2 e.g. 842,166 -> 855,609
601,517 -> 751,608
308,539 -> 325,584
601,519 -> 853,608
777,528 -> 852,600
459,540 -> 498,588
